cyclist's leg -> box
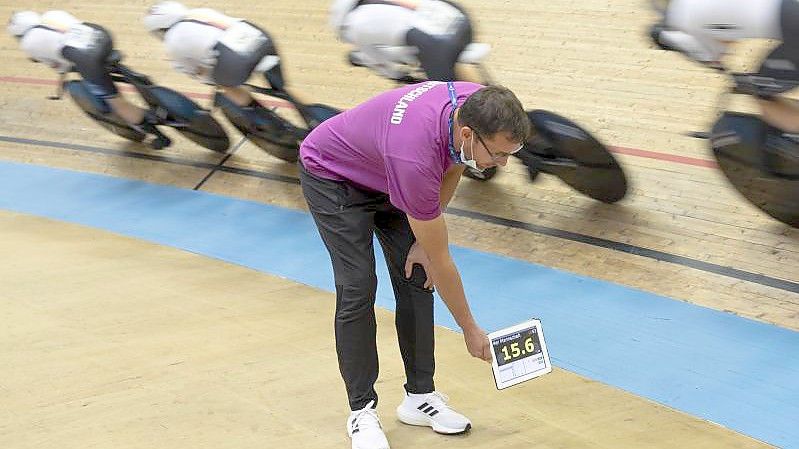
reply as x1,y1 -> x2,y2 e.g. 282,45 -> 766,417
62,23 -> 146,124
754,0 -> 799,131
755,0 -> 799,84
210,21 -> 276,106
405,29 -> 457,81
758,97 -> 799,133
202,22 -> 302,137
106,97 -> 146,124
406,1 -> 471,81
453,63 -> 483,84
219,85 -> 255,108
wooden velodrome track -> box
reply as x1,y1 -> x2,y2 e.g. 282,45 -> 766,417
0,0 -> 797,448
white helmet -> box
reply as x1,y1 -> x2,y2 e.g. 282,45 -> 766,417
143,1 -> 188,34
7,11 -> 41,37
329,0 -> 359,34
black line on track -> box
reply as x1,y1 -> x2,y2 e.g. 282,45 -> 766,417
446,207 -> 799,293
192,137 -> 247,191
1,134 -> 797,294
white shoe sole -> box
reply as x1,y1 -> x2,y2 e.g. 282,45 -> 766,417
396,407 -> 471,435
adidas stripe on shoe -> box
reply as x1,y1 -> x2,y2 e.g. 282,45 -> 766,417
396,391 -> 471,435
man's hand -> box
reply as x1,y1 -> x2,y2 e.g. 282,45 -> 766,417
407,215 -> 486,361
404,241 -> 434,289
463,324 -> 492,363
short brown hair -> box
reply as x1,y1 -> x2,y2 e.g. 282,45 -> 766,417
457,85 -> 530,143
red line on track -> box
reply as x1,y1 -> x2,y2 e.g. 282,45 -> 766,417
1,75 -> 719,168
0,75 -> 291,108
609,146 -> 718,169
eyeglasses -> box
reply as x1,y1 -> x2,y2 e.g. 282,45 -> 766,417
475,133 -> 524,161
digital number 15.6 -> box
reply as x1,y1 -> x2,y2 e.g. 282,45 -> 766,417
500,337 -> 535,361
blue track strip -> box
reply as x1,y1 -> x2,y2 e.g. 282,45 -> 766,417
1,161 -> 796,447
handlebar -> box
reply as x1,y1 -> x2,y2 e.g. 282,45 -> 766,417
244,83 -> 291,103
58,49 -> 153,86
685,64 -> 797,139
729,73 -> 799,98
108,63 -> 153,87
242,82 -> 323,128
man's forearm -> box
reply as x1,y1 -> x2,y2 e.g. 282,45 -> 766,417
440,186 -> 457,209
439,167 -> 464,209
429,256 -> 478,330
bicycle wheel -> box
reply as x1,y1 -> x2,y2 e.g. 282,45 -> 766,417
303,103 -> 341,125
65,80 -> 145,142
527,109 -> 628,203
216,93 -> 302,162
711,112 -> 799,227
146,86 -> 230,153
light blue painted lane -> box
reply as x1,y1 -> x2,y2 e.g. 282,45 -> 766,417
1,160 -> 797,448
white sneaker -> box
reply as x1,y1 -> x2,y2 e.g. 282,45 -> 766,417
347,400 -> 390,449
396,391 -> 472,434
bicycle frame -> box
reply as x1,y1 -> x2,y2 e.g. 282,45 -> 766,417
242,83 -> 326,129
105,63 -> 190,130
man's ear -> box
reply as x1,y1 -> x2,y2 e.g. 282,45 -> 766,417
459,126 -> 473,141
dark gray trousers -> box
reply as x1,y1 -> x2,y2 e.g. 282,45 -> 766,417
299,163 -> 435,411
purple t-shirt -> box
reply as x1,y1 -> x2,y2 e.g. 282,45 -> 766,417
300,81 -> 484,220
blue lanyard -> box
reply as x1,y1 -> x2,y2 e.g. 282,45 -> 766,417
446,82 -> 461,164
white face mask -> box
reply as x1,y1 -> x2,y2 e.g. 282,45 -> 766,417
459,133 -> 483,172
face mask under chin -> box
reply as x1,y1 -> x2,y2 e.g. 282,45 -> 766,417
459,134 -> 484,172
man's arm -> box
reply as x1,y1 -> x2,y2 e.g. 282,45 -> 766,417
439,164 -> 465,209
408,213 -> 491,361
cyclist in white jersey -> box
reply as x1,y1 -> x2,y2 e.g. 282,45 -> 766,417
143,2 -> 304,112
329,0 -> 481,82
651,0 -> 799,132
7,10 -> 161,135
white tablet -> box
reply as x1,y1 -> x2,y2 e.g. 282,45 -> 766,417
488,318 -> 552,390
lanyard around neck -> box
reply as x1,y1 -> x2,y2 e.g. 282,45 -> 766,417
447,82 -> 461,164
